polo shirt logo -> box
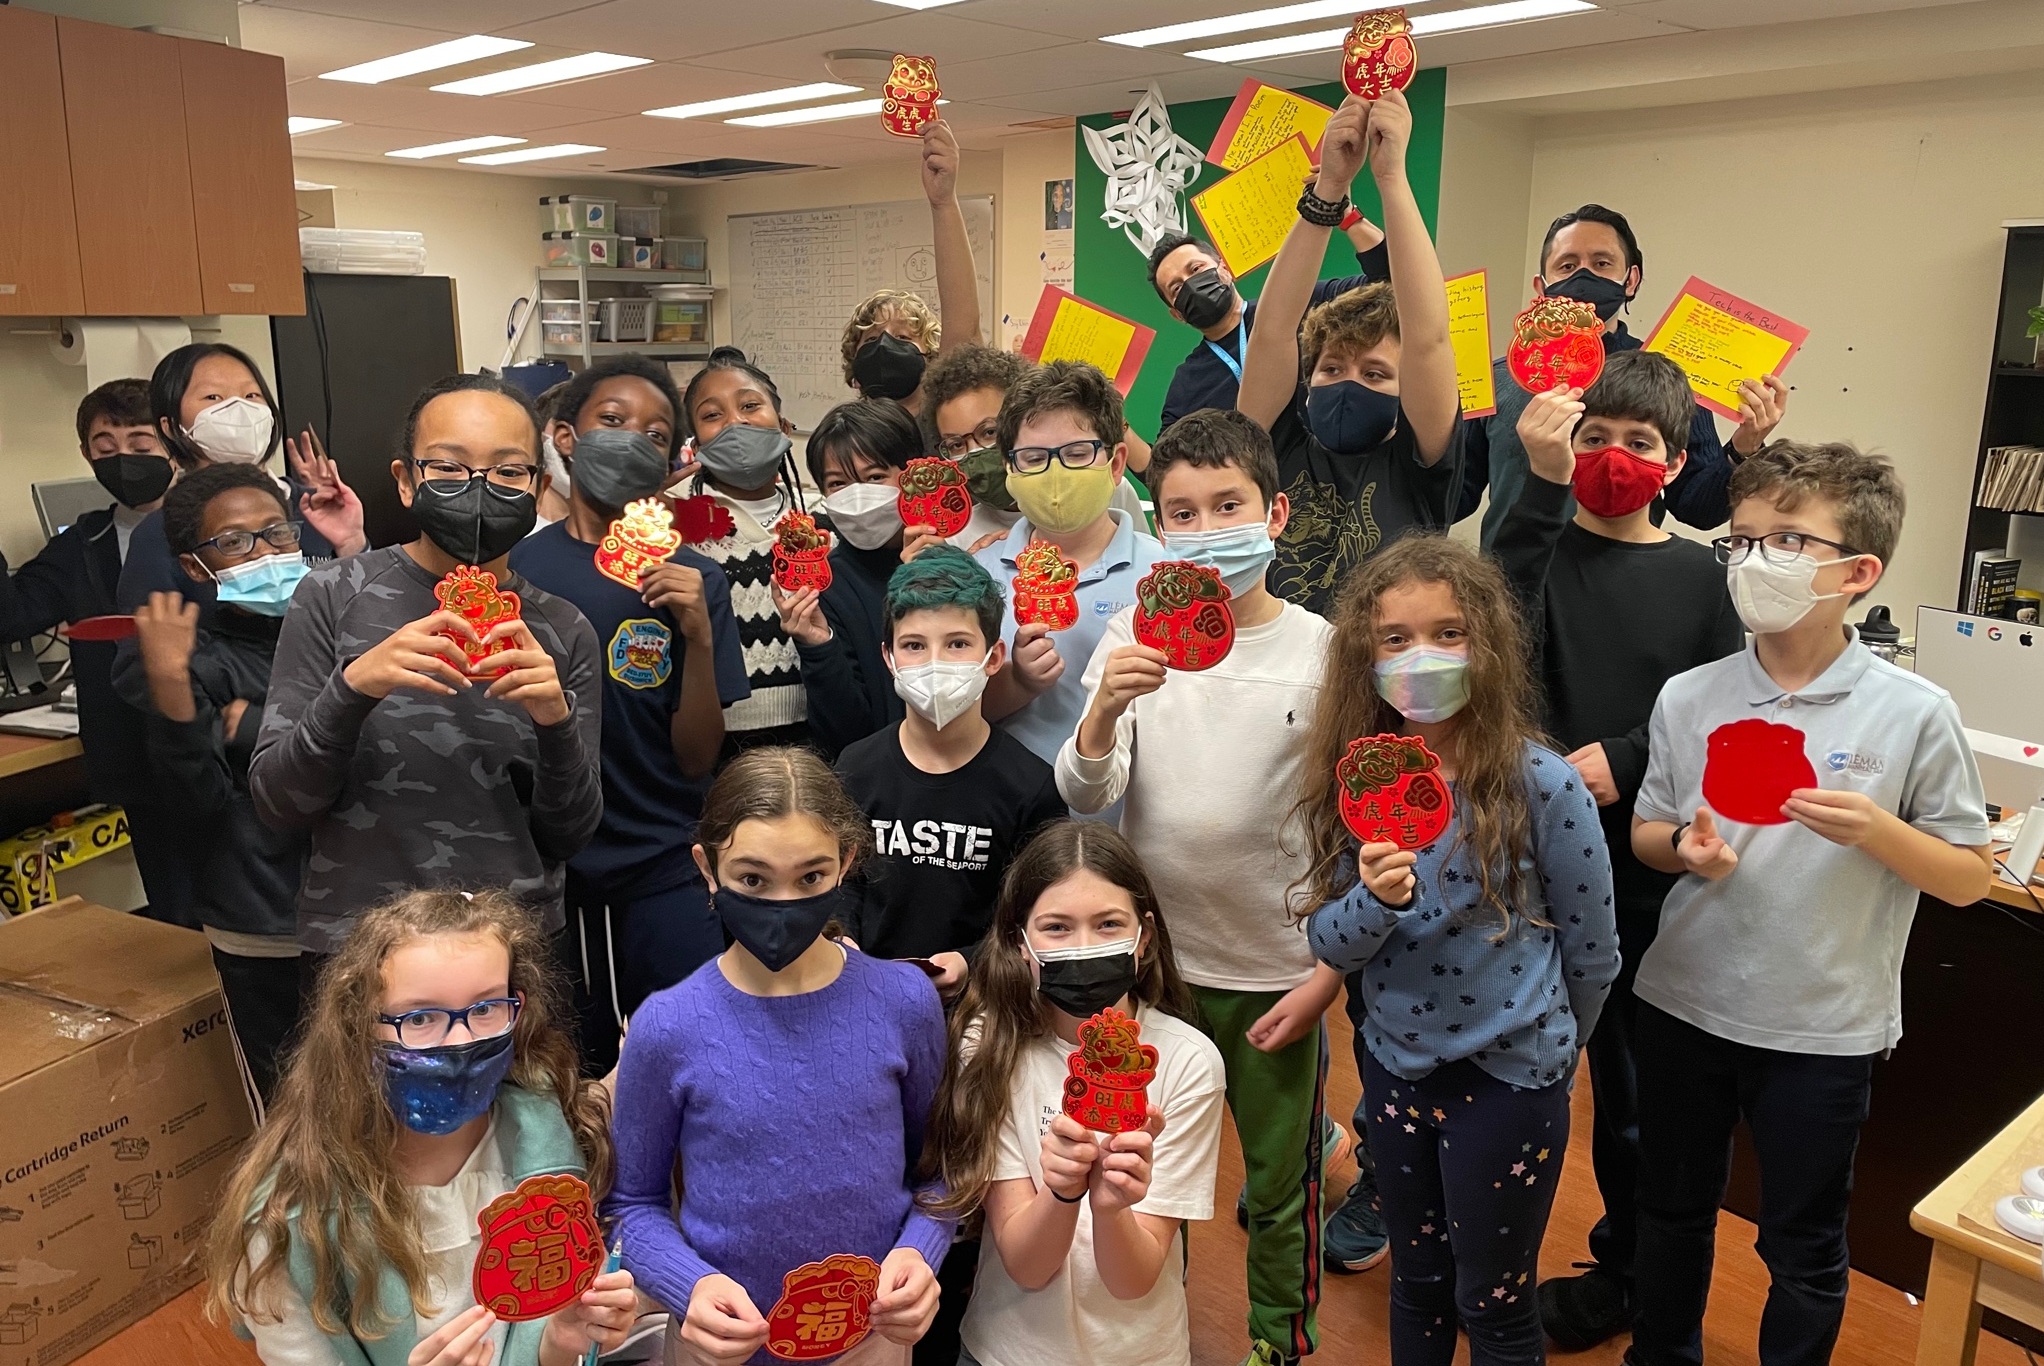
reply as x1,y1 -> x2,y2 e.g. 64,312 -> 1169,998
1095,599 -> 1129,616
1825,749 -> 1886,777
607,618 -> 672,690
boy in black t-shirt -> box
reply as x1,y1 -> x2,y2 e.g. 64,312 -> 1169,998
1237,89 -> 1461,617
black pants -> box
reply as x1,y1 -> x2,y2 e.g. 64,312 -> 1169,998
1580,902 -> 1661,1282
212,948 -> 302,1106
1630,1003 -> 1876,1366
914,1237 -> 980,1366
563,872 -> 724,1075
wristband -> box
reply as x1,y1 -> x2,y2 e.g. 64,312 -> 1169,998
1297,187 -> 1349,228
1670,822 -> 1691,853
1050,1187 -> 1084,1204
1339,206 -> 1365,231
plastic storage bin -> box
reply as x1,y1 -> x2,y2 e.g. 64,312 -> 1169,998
616,205 -> 662,239
600,298 -> 655,343
543,321 -> 593,348
542,232 -> 618,267
299,227 -> 426,275
539,300 -> 601,325
654,300 -> 707,342
540,195 -> 614,234
621,238 -> 660,270
661,237 -> 708,272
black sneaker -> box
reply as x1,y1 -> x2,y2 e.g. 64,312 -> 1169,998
1538,1264 -> 1634,1351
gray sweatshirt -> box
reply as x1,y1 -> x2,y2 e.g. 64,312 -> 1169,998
249,546 -> 603,952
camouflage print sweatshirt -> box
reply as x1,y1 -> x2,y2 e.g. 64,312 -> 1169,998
249,546 -> 603,953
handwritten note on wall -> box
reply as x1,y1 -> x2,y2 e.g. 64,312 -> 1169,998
1643,276 -> 1808,421
1207,81 -> 1335,172
1444,269 -> 1496,419
1191,135 -> 1315,279
1020,287 -> 1156,394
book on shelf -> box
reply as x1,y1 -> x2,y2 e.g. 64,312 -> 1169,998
1977,444 -> 2044,512
1969,549 -> 2022,617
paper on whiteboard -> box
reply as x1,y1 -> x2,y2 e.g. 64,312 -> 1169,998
1081,84 -> 1205,259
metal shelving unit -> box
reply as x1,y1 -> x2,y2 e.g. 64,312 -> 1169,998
534,265 -> 718,366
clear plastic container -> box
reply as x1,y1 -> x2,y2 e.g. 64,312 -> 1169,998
539,300 -> 601,324
600,298 -> 655,343
542,320 -> 593,348
299,227 -> 426,274
654,300 -> 707,342
541,232 -> 618,267
539,195 -> 614,234
616,205 -> 662,239
621,238 -> 660,270
660,237 -> 708,272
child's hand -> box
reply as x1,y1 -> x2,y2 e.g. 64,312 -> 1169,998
1315,96 -> 1371,198
900,523 -> 946,563
1565,742 -> 1619,807
1783,787 -> 1881,846
1364,87 -> 1413,180
1246,968 -> 1342,1053
1092,644 -> 1168,720
1730,374 -> 1791,455
871,1247 -> 939,1345
1677,807 -> 1739,880
679,1273 -> 769,1365
1009,622 -> 1065,697
407,1305 -> 496,1366
543,1268 -> 637,1359
1089,1111 -> 1163,1214
927,950 -> 969,999
1040,1112 -> 1099,1201
343,611 -> 477,700
639,561 -> 712,647
771,583 -> 832,647
921,118 -> 960,206
135,591 -> 199,678
1357,840 -> 1418,906
1517,385 -> 1585,486
479,619 -> 569,726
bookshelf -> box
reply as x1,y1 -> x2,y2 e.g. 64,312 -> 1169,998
1959,221 -> 2044,609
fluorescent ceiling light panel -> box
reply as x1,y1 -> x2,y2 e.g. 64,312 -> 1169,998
725,96 -> 947,128
1188,0 -> 1595,61
387,134 -> 526,158
644,82 -> 862,119
1103,0 -> 1359,49
287,116 -> 344,134
459,142 -> 605,164
871,0 -> 972,8
320,35 -> 532,84
432,52 -> 651,96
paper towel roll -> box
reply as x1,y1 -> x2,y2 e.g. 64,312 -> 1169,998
49,319 -> 193,391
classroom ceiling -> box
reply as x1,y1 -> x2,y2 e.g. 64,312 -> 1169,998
247,0 -> 2033,179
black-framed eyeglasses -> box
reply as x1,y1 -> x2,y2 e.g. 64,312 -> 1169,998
411,457 -> 542,491
1712,532 -> 1861,567
939,419 -> 1002,458
377,996 -> 522,1049
1007,439 -> 1110,475
196,521 -> 302,557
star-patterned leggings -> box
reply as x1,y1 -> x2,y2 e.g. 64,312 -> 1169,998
1362,1051 -> 1572,1366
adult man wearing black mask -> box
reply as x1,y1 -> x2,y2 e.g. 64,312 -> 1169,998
1148,206 -> 1387,433
1457,204 -> 1788,547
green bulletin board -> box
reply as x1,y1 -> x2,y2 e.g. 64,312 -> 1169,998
1073,69 -> 1446,442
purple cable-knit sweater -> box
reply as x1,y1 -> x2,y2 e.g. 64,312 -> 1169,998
604,948 -> 953,1354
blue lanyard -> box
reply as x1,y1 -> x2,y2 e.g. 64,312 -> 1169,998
1204,319 -> 1246,383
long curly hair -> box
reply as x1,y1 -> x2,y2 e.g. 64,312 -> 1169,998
1287,535 -> 1548,937
840,289 -> 939,385
919,822 -> 1196,1220
204,889 -> 611,1339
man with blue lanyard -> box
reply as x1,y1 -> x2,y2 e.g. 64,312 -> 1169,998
1147,215 -> 1387,434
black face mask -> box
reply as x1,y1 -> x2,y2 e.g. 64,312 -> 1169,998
1306,381 -> 1400,455
713,883 -> 845,973
568,427 -> 669,510
409,474 -> 537,565
852,334 -> 927,401
1541,268 -> 1630,322
1031,936 -> 1140,1019
1174,268 -> 1236,332
92,453 -> 175,508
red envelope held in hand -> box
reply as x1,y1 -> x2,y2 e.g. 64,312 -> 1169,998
1337,733 -> 1453,851
1506,296 -> 1606,395
471,1174 -> 606,1322
897,457 -> 974,538
771,511 -> 833,594
1063,1007 -> 1159,1134
881,55 -> 940,139
765,1254 -> 883,1361
674,494 -> 737,546
67,614 -> 137,642
434,566 -> 522,672
594,498 -> 682,589
1134,562 -> 1234,671
1343,9 -> 1418,100
1702,718 -> 1815,826
1013,541 -> 1080,631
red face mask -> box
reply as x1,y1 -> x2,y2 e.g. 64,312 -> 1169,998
1572,445 -> 1667,519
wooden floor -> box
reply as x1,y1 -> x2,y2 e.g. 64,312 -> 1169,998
77,1007 -> 2028,1366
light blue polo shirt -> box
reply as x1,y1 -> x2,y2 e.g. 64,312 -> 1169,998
977,508 -> 1164,769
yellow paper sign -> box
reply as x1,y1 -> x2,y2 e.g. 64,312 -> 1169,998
1207,80 -> 1335,173
1191,135 -> 1315,280
1444,269 -> 1495,419
1642,276 -> 1808,422
1020,287 -> 1156,393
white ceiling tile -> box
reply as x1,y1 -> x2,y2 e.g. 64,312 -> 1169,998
250,0 -> 595,32
936,40 -> 1205,100
492,61 -> 747,114
238,6 -> 472,80
286,79 -> 607,135
689,10 -> 1067,69
1245,8 -> 1694,79
503,0 -> 850,62
1622,0 -> 1987,26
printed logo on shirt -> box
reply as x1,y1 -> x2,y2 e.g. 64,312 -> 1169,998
1825,749 -> 1887,778
1094,599 -> 1129,617
871,818 -> 994,870
607,618 -> 672,690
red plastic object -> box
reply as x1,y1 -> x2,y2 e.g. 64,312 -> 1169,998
765,1254 -> 883,1361
1062,1007 -> 1159,1134
471,1174 -> 605,1323
771,511 -> 833,594
1343,10 -> 1417,100
1133,562 -> 1235,671
434,566 -> 522,672
594,497 -> 682,589
897,458 -> 973,538
1336,733 -> 1453,850
1702,718 -> 1815,825
880,55 -> 940,139
674,494 -> 737,546
67,615 -> 137,642
1506,296 -> 1606,394
1013,542 -> 1080,631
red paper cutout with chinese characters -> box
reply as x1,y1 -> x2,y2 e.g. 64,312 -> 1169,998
1507,296 -> 1606,395
1702,718 -> 1815,826
674,494 -> 737,546
771,512 -> 833,594
471,1174 -> 605,1322
1013,541 -> 1080,631
434,566 -> 522,672
68,614 -> 137,642
765,1254 -> 883,1361
897,457 -> 973,538
1343,9 -> 1417,100
1134,562 -> 1235,671
595,498 -> 682,589
881,55 -> 940,139
1062,1007 -> 1159,1134
1337,733 -> 1453,851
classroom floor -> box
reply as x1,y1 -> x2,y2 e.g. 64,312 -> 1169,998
77,1006 -> 2028,1366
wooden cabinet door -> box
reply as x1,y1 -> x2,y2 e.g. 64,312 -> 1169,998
0,9 -> 86,316
57,18 -> 203,316
180,39 -> 304,316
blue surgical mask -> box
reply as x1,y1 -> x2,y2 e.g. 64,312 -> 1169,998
212,552 -> 307,617
1306,381 -> 1399,455
1373,646 -> 1470,723
1161,523 -> 1275,599
378,1030 -> 516,1135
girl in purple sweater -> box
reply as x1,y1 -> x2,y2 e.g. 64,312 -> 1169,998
604,748 -> 950,1365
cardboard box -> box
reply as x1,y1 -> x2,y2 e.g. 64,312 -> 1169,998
0,901 -> 256,1366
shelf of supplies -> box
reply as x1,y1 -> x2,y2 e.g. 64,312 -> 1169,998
542,342 -> 714,359
537,267 -> 712,285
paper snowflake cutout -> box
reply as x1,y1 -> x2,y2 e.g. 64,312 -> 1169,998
1081,84 -> 1206,258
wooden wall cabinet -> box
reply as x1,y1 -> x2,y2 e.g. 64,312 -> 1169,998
181,40 -> 304,316
0,9 -> 86,316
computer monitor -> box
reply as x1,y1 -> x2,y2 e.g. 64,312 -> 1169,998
1914,606 -> 2044,812
31,476 -> 110,540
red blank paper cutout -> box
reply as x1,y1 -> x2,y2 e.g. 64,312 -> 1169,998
1702,718 -> 1815,826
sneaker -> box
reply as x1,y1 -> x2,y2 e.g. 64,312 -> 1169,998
1323,1173 -> 1388,1273
1538,1264 -> 1634,1351
1237,1118 -> 1353,1228
1241,1340 -> 1298,1366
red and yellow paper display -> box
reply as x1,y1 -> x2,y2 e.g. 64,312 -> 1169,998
1506,295 -> 1605,395
595,497 -> 682,589
765,1254 -> 883,1361
1642,276 -> 1809,423
1207,79 -> 1335,172
897,457 -> 974,538
771,512 -> 832,593
1337,733 -> 1452,851
434,566 -> 521,672
1133,562 -> 1234,672
1444,269 -> 1496,419
1191,134 -> 1316,280
1062,1007 -> 1158,1134
881,54 -> 939,138
471,1175 -> 606,1322
1343,8 -> 1418,100
1019,287 -> 1156,395
1013,541 -> 1080,631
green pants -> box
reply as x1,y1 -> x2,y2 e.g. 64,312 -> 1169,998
1193,984 -> 1329,1359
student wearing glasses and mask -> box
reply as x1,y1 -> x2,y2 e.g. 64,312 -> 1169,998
250,374 -> 603,986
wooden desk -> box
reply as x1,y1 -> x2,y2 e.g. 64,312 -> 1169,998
1911,1090 -> 2044,1365
1988,856 -> 2043,913
0,730 -> 82,778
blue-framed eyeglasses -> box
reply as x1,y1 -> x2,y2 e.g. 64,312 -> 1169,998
377,996 -> 522,1049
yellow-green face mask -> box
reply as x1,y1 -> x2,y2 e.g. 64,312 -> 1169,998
1007,462 -> 1116,534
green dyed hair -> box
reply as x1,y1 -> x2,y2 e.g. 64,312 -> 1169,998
884,544 -> 1004,648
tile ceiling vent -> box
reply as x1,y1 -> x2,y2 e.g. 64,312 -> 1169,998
628,158 -> 822,180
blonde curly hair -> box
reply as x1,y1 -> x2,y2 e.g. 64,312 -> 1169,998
1299,281 -> 1401,380
841,289 -> 940,386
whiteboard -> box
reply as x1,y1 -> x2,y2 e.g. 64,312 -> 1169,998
726,195 -> 995,431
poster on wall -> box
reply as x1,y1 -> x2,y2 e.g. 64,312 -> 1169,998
1642,276 -> 1808,422
1042,178 -> 1075,289
1020,286 -> 1155,393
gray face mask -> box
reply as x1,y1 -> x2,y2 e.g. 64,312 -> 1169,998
568,427 -> 669,510
697,423 -> 792,490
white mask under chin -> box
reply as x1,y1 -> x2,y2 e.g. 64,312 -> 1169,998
822,481 -> 904,550
890,650 -> 993,729
185,396 -> 275,465
1727,551 -> 1854,634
